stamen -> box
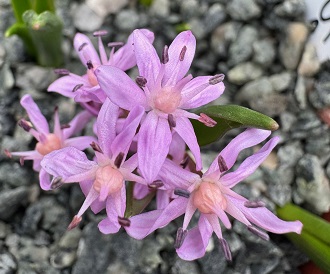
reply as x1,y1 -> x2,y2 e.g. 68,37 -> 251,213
51,176 -> 64,189
209,74 -> 225,85
72,84 -> 83,92
136,76 -> 147,88
180,156 -> 189,169
247,225 -> 269,241
114,152 -> 125,168
174,227 -> 188,249
93,30 -> 108,37
61,124 -> 71,129
219,238 -> 232,261
4,149 -> 11,158
148,180 -> 164,189
18,119 -> 33,132
179,46 -> 187,61
78,43 -> 88,51
90,142 -> 103,153
162,45 -> 169,64
107,42 -> 124,48
198,113 -> 217,127
168,114 -> 176,128
174,188 -> 190,198
86,60 -> 93,69
67,215 -> 82,230
54,68 -> 70,75
118,216 -> 131,227
218,155 -> 228,173
244,200 -> 266,208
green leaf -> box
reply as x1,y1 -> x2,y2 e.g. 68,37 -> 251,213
31,0 -> 55,14
191,105 -> 279,146
10,0 -> 31,23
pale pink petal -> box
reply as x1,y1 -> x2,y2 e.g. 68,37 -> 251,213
133,183 -> 150,199
126,197 -> 187,239
228,196 -> 303,234
39,168 -> 51,190
64,136 -> 96,150
20,95 -> 49,135
95,65 -> 148,110
63,110 -> 94,139
41,147 -> 98,183
221,137 -> 280,188
96,98 -> 119,157
168,132 -> 186,164
137,111 -> 172,183
53,108 -> 62,140
133,29 -> 161,90
177,215 -> 213,261
174,116 -> 202,170
73,33 -> 101,67
47,74 -> 89,98
121,153 -> 138,172
163,31 -> 196,87
156,190 -> 171,209
180,78 -> 225,109
225,196 -> 252,226
74,86 -> 106,104
205,128 -> 271,177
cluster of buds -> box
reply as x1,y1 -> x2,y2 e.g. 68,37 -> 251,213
7,29 -> 302,261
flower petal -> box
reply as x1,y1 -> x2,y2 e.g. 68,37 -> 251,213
125,197 -> 187,239
174,116 -> 202,170
205,128 -> 272,178
41,147 -> 98,183
163,31 -> 196,87
228,196 -> 303,234
180,77 -> 225,109
221,137 -> 280,188
20,95 -> 49,135
176,214 -> 213,261
39,168 -> 51,190
95,65 -> 148,110
137,111 -> 172,183
64,136 -> 96,151
63,110 -> 93,140
73,33 -> 101,67
168,132 -> 186,164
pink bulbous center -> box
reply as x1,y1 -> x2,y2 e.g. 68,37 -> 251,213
192,181 -> 227,214
93,165 -> 124,196
36,134 -> 62,155
153,87 -> 181,114
87,64 -> 100,86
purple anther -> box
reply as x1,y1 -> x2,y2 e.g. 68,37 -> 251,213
199,113 -> 217,127
174,227 -> 188,249
107,42 -> 124,48
148,180 -> 164,189
179,46 -> 187,61
93,30 -> 108,37
118,216 -> 131,227
168,114 -> 176,128
90,142 -> 103,153
219,238 -> 232,261
86,60 -> 93,70
114,152 -> 125,168
61,124 -> 71,130
244,200 -> 266,208
218,155 -> 228,173
54,68 -> 70,75
72,84 -> 83,92
51,176 -> 64,190
248,226 -> 269,241
18,119 -> 32,132
20,157 -> 25,166
78,42 -> 88,51
180,156 -> 189,169
136,76 -> 147,88
67,215 -> 82,230
174,188 -> 190,198
162,45 -> 169,64
209,74 -> 225,85
4,149 -> 11,158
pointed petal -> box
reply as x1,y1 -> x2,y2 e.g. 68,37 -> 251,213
41,147 -> 98,183
156,190 -> 171,209
53,107 -> 62,139
74,33 -> 101,66
221,137 -> 280,188
228,196 -> 303,234
77,187 -> 99,217
47,74 -> 89,98
225,195 -> 252,226
205,128 -> 272,177
64,136 -> 96,151
133,183 -> 150,199
110,105 -> 144,160
177,215 -> 213,261
121,153 -> 138,172
126,197 -> 187,239
174,116 -> 202,170
133,29 -> 161,90
138,111 -> 172,183
95,65 -> 148,110
63,110 -> 94,139
180,77 -> 225,109
20,95 -> 49,135
168,132 -> 186,164
163,31 -> 196,86
39,168 -> 51,190
96,98 -> 119,157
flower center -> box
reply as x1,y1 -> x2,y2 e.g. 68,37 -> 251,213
35,134 -> 62,155
87,62 -> 100,86
192,181 -> 227,214
153,87 -> 181,114
93,165 -> 124,197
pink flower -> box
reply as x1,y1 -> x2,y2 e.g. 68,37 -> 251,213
41,99 -> 145,233
95,29 -> 225,183
7,94 -> 94,190
125,129 -> 303,261
48,29 -> 154,115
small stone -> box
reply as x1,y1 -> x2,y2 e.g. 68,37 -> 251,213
294,75 -> 307,109
114,10 -> 140,31
253,39 -> 276,67
71,3 -> 103,32
150,0 -> 170,17
278,141 -> 303,167
0,250 -> 17,274
269,72 -> 293,92
274,0 -> 306,18
279,111 -> 297,132
86,0 -> 128,18
21,202 -> 43,236
298,43 -> 320,76
279,22 -> 309,70
309,80 -> 330,109
250,94 -> 288,117
228,62 -> 263,85
227,0 -> 261,21
0,221 -> 9,239
0,186 -> 28,221
170,258 -> 200,274
180,0 -> 202,19
236,77 -> 273,102
0,63 -> 14,97
296,154 -> 330,213
201,3 -> 226,35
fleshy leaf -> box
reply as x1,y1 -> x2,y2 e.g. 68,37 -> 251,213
191,105 -> 279,146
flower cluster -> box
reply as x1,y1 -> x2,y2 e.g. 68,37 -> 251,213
8,29 -> 302,260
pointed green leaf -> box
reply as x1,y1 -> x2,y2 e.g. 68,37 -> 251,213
33,0 -> 55,14
191,105 -> 279,146
10,0 -> 31,23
